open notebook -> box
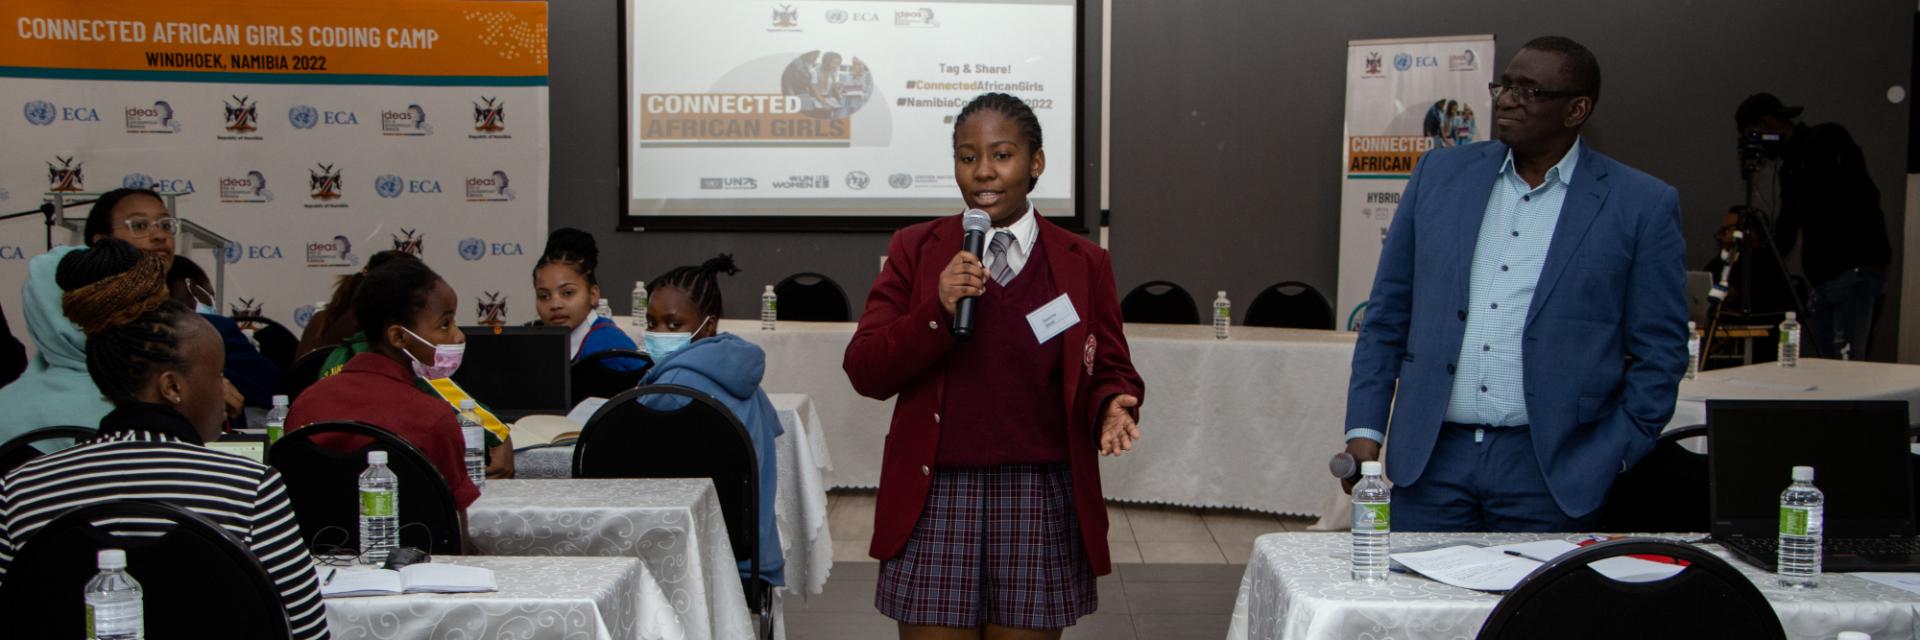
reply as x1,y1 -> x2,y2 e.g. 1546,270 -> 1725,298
319,563 -> 497,598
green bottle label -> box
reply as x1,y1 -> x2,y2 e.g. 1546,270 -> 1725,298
1780,506 -> 1809,536
1216,305 -> 1230,319
1353,503 -> 1390,532
361,489 -> 394,517
86,603 -> 94,637
265,424 -> 283,445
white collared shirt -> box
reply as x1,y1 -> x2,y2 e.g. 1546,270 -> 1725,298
981,204 -> 1039,283
566,310 -> 599,360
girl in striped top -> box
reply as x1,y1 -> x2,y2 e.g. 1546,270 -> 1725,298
0,239 -> 330,639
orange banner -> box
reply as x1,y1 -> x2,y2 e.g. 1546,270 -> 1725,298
1,0 -> 546,81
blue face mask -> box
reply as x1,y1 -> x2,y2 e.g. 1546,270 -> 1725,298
191,284 -> 218,316
644,316 -> 711,360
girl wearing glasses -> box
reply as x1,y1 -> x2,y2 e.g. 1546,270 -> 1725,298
84,188 -> 177,261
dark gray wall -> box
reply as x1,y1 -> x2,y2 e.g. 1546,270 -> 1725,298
1111,1 -> 1912,359
548,0 -> 1100,320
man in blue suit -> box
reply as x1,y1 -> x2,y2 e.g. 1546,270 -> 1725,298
1340,36 -> 1688,532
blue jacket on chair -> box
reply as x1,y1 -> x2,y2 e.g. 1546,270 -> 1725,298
1345,140 -> 1689,519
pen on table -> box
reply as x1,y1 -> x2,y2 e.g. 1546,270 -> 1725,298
324,568 -> 337,585
1502,550 -> 1545,562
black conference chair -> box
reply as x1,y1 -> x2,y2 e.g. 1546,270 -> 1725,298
270,420 -> 463,555
572,384 -> 774,639
1476,538 -> 1784,639
1244,280 -> 1335,329
1598,425 -> 1708,533
0,500 -> 293,639
248,316 -> 301,371
276,344 -> 337,402
774,272 -> 852,322
571,348 -> 653,405
0,425 -> 95,477
1120,280 -> 1201,325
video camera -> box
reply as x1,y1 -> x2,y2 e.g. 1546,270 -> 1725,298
1738,129 -> 1784,179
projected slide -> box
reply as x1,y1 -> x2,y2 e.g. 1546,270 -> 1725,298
624,0 -> 1076,224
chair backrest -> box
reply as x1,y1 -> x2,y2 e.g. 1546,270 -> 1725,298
1120,280 -> 1201,325
773,272 -> 852,322
572,385 -> 759,577
0,499 -> 293,639
1598,425 -> 1708,533
1244,281 -> 1334,329
249,317 -> 300,371
269,420 -> 462,554
570,349 -> 653,405
1476,538 -> 1785,640
0,425 -> 96,477
276,344 -> 337,402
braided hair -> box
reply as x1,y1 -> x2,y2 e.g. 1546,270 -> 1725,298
353,254 -> 445,352
532,227 -> 599,286
56,239 -> 200,405
952,92 -> 1044,193
83,187 -> 165,244
648,254 -> 740,319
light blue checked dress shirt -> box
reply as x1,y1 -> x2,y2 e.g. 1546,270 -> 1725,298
1347,140 -> 1580,442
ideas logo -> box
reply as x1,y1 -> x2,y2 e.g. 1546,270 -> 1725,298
306,234 -> 358,268
124,101 -> 181,134
464,170 -> 515,202
381,104 -> 432,136
22,100 -> 98,126
219,171 -> 274,203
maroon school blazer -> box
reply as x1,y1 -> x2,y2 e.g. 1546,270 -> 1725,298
843,212 -> 1145,576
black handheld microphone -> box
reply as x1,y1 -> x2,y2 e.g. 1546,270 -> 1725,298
951,208 -> 992,339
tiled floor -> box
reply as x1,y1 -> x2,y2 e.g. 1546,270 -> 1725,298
795,490 -> 1316,640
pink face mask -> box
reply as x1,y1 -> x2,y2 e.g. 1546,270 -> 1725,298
401,327 -> 465,380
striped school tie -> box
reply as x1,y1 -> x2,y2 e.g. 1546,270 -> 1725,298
987,230 -> 1015,285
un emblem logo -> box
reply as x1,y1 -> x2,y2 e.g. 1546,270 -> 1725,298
1393,53 -> 1412,71
458,237 -> 486,261
222,241 -> 243,264
375,174 -> 404,199
122,173 -> 154,190
292,304 -> 317,329
289,104 -> 319,130
23,100 -> 55,126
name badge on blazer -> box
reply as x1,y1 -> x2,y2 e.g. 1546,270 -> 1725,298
1026,293 -> 1079,344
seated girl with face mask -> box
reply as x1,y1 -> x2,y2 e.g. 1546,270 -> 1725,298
166,256 -> 282,410
638,254 -> 785,587
286,257 -> 483,512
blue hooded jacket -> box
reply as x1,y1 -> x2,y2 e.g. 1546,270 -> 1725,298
0,246 -> 112,440
639,332 -> 785,586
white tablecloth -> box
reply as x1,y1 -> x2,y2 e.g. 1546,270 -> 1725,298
511,394 -> 836,596
1669,359 -> 1920,428
465,479 -> 751,640
1226,532 -> 1920,640
612,318 -> 1359,519
323,555 -> 685,640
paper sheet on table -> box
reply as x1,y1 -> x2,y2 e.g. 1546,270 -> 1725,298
1850,572 -> 1920,596
1487,540 -> 1686,583
565,397 -> 609,426
1391,545 -> 1539,592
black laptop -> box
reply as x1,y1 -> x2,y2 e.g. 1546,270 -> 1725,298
449,326 -> 573,422
1708,399 -> 1920,572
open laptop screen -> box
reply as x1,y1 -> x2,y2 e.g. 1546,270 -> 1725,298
1708,399 -> 1913,539
450,326 -> 572,421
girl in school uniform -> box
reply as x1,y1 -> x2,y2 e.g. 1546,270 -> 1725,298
532,228 -> 645,372
844,93 -> 1146,639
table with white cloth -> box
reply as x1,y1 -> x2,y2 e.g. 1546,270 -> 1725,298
1225,532 -> 1920,640
610,318 -> 1361,520
322,555 -> 686,640
464,479 -> 752,640
1668,359 -> 1920,428
510,394 -> 837,596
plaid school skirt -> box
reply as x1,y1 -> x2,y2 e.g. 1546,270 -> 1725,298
875,463 -> 1098,629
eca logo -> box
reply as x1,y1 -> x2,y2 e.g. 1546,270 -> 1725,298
0,245 -> 26,260
222,240 -> 283,263
457,237 -> 524,261
289,104 -> 358,129
23,100 -> 99,125
122,173 -> 196,194
375,174 -> 442,198
1393,53 -> 1438,71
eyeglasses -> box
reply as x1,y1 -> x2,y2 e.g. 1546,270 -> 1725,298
121,217 -> 179,237
1488,82 -> 1587,103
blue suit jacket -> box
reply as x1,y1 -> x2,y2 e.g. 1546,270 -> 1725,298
1345,140 -> 1688,518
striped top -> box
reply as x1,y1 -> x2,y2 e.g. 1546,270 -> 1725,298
0,430 -> 331,639
1445,139 -> 1581,426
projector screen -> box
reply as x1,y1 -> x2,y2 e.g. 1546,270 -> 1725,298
621,0 -> 1083,231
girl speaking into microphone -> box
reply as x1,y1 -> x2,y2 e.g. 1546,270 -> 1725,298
844,92 -> 1145,639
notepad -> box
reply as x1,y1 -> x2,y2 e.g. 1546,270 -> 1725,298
1391,541 -> 1686,592
319,563 -> 497,598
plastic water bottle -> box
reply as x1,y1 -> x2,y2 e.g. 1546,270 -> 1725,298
359,451 -> 400,566
457,399 -> 486,492
1351,461 -> 1390,582
761,285 -> 778,330
264,394 -> 289,445
1212,291 -> 1231,340
1685,322 -> 1700,380
85,549 -> 142,640
631,281 -> 647,326
1778,465 -> 1823,588
1778,311 -> 1801,367
595,297 -> 614,321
